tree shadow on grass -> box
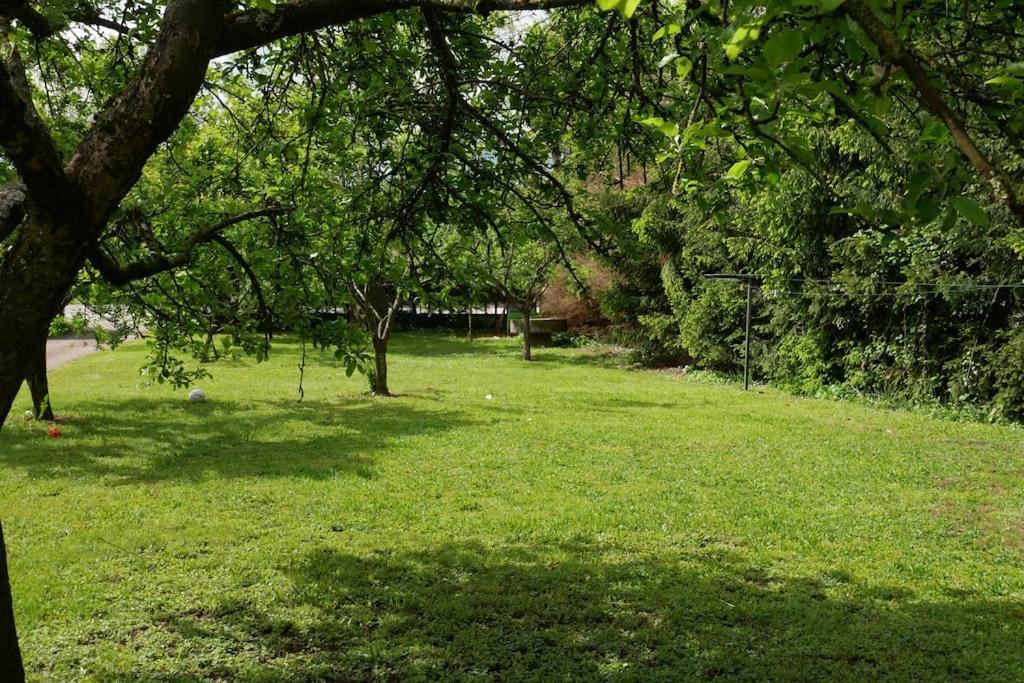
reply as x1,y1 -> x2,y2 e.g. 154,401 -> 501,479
103,539 -> 1024,681
523,348 -> 633,371
0,397 -> 476,484
389,334 -> 515,359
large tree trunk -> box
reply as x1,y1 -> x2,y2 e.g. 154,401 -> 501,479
26,340 -> 53,422
0,522 -> 24,682
0,0 -> 224,432
370,335 -> 390,396
521,307 -> 532,361
0,218 -> 85,428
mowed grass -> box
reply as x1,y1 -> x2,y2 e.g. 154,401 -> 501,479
1,333 -> 1023,680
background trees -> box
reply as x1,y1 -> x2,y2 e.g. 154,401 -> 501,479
0,1 -> 596,676
0,0 -> 594,425
516,0 -> 1024,418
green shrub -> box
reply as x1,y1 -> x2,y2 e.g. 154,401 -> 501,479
992,324 -> 1024,420
48,312 -> 90,337
766,331 -> 832,396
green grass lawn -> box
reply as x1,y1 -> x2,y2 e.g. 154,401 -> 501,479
1,333 -> 1023,680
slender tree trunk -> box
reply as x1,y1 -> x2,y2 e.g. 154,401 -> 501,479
467,308 -> 473,340
371,335 -> 390,396
0,368 -> 23,432
498,302 -> 508,334
521,307 -> 532,361
0,522 -> 24,682
26,340 -> 53,422
199,329 -> 217,363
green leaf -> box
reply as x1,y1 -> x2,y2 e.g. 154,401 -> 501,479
903,170 -> 931,211
763,29 -> 803,67
652,23 -> 681,42
920,119 -> 948,144
658,120 -> 679,137
985,75 -> 1024,89
619,0 -> 642,18
725,159 -> 752,180
595,0 -> 642,18
951,197 -> 989,226
640,116 -> 679,138
675,56 -> 693,80
867,95 -> 892,117
724,23 -> 762,61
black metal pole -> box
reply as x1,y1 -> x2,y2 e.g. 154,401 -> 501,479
743,278 -> 752,391
703,273 -> 757,391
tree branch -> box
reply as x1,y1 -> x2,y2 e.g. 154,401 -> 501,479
0,1 -> 130,36
215,0 -> 590,56
423,13 -> 604,255
842,0 -> 1024,224
210,233 -> 273,338
0,0 -> 50,37
0,48 -> 69,207
67,0 -> 227,231
89,207 -> 286,287
66,4 -> 132,34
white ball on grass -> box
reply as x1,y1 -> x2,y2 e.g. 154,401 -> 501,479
188,389 -> 207,403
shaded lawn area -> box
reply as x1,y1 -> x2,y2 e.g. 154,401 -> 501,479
0,332 -> 1023,680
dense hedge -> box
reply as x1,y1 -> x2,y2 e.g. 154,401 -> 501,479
582,132 -> 1024,421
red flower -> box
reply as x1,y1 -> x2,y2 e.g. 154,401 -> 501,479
47,427 -> 62,439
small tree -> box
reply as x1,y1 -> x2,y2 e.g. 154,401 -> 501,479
452,211 -> 580,360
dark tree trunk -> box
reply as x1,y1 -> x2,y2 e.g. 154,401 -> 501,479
521,307 -> 532,361
370,335 -> 390,396
0,367 -> 23,432
497,302 -> 508,334
467,309 -> 473,340
0,522 -> 24,682
0,218 -> 85,428
26,340 -> 53,421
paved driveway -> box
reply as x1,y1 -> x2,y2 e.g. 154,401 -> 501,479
46,336 -> 100,369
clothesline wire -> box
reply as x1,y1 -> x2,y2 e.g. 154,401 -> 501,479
781,277 -> 1024,290
702,273 -> 1024,295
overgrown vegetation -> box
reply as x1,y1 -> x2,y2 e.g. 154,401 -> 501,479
535,2 -> 1024,420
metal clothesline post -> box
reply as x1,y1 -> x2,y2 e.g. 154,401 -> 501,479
743,279 -> 752,391
703,273 -> 759,391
